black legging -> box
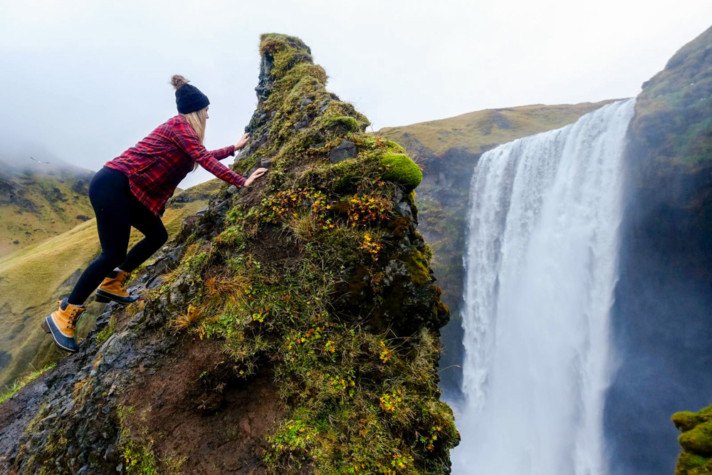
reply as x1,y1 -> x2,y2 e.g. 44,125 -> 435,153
67,166 -> 168,305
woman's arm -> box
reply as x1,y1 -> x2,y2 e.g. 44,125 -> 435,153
210,145 -> 237,161
171,122 -> 246,187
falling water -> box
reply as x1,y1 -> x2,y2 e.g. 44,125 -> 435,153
451,100 -> 635,475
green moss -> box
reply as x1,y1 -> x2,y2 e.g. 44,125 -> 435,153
122,442 -> 158,475
680,421 -> 712,455
674,403 -> 712,474
234,154 -> 259,176
403,249 -> 432,286
380,152 -> 423,190
118,405 -> 158,475
322,115 -> 362,132
677,453 -> 712,474
675,411 -> 704,432
384,140 -> 406,154
95,315 -> 117,345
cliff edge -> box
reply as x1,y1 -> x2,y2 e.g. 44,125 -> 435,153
0,34 -> 458,474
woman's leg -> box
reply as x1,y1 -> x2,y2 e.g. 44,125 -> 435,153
67,168 -> 132,305
116,195 -> 168,273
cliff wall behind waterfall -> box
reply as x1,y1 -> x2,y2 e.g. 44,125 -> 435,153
606,25 -> 712,475
0,34 -> 458,474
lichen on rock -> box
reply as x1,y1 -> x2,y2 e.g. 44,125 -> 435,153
0,33 -> 458,474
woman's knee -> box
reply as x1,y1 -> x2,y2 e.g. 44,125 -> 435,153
100,250 -> 127,268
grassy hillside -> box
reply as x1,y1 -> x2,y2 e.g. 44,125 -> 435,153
379,102 -> 616,157
631,25 -> 712,169
0,179 -> 220,389
0,163 -> 94,258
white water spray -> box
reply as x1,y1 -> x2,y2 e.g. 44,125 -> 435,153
452,100 -> 635,475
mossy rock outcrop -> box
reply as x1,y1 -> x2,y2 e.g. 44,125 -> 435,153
0,33 -> 458,473
381,152 -> 423,190
673,404 -> 712,474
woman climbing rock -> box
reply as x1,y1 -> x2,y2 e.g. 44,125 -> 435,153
41,74 -> 268,352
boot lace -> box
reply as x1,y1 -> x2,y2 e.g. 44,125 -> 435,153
59,300 -> 83,331
67,309 -> 81,330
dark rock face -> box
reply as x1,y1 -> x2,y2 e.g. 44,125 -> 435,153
328,140 -> 357,162
604,26 -> 712,475
0,176 -> 36,212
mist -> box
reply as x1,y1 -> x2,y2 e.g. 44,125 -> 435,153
604,87 -> 712,472
1,0 -> 711,187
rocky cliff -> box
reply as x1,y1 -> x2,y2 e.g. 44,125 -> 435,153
605,26 -> 712,474
0,34 -> 458,473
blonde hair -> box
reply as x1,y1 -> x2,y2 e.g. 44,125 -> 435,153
183,108 -> 208,171
171,74 -> 207,171
182,107 -> 207,144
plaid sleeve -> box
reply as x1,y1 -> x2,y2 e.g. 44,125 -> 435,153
211,145 -> 236,160
171,124 -> 246,187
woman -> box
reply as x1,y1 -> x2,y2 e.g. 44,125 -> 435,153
41,74 -> 267,353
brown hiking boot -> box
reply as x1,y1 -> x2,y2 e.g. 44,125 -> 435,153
41,298 -> 86,353
96,270 -> 138,304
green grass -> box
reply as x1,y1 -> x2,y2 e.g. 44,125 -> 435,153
631,26 -> 712,169
0,362 -> 55,404
0,182 -> 219,390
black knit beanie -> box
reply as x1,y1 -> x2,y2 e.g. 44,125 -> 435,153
171,75 -> 210,114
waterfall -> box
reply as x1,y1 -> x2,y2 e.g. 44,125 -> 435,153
452,100 -> 635,475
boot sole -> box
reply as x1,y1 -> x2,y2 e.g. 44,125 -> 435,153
42,316 -> 78,353
95,289 -> 138,305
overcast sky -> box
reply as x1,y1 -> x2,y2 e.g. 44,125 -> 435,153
1,0 -> 710,186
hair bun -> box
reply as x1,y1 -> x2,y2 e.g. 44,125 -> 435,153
171,74 -> 189,90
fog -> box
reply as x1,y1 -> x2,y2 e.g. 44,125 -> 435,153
1,0 -> 710,187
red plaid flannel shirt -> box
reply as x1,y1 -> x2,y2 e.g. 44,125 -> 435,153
105,114 -> 246,216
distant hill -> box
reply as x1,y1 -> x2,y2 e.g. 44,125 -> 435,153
0,178 -> 221,389
377,101 -> 612,394
379,102 -> 615,157
0,160 -> 94,257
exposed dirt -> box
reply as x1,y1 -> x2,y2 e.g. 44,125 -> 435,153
248,226 -> 302,271
120,336 -> 284,474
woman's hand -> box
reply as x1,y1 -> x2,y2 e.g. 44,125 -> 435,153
235,133 -> 250,151
243,167 -> 268,187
